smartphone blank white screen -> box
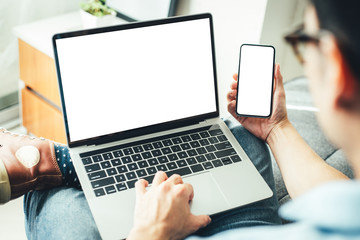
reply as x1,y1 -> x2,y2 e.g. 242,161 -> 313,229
236,45 -> 275,117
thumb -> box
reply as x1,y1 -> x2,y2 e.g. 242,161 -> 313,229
189,214 -> 212,231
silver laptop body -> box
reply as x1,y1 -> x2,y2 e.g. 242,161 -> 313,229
53,13 -> 272,240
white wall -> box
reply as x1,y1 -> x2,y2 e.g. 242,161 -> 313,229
260,0 -> 307,81
176,0 -> 268,117
0,0 -> 83,98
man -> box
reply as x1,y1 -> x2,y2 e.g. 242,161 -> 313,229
2,0 -> 360,239
127,0 -> 360,239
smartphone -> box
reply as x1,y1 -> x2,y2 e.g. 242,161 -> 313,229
236,44 -> 275,118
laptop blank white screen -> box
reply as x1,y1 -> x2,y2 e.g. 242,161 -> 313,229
55,18 -> 217,142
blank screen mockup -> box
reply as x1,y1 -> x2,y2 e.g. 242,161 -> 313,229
236,45 -> 275,117
55,18 -> 217,142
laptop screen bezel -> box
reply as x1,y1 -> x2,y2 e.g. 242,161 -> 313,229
53,13 -> 219,148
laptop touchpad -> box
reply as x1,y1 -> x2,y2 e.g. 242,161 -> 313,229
185,172 -> 230,216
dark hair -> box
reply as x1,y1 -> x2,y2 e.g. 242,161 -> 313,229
311,0 -> 360,81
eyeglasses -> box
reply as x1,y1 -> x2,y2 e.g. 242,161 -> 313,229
284,24 -> 329,64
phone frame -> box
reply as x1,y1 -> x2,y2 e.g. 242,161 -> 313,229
235,43 -> 275,118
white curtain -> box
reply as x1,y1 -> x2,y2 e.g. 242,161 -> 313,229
0,0 -> 83,100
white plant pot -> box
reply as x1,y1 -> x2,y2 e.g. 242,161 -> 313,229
80,10 -> 115,28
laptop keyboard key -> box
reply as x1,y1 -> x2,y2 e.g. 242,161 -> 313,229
148,158 -> 159,166
131,154 -> 142,161
215,142 -> 232,150
88,170 -> 106,181
181,135 -> 192,142
177,151 -> 188,159
105,185 -> 116,194
203,162 -> 214,170
190,141 -> 200,148
217,135 -> 228,142
121,156 -> 132,164
85,163 -> 101,173
187,149 -> 198,157
106,168 -> 117,176
92,155 -> 103,162
100,161 -> 111,169
166,167 -> 192,177
168,154 -> 178,161
205,153 -> 216,161
196,147 -> 207,155
208,137 -> 219,144
199,139 -> 210,146
199,131 -> 210,138
158,156 -> 168,164
212,159 -> 223,167
209,129 -> 223,136
162,140 -> 173,146
102,152 -> 113,160
123,148 -> 134,155
136,169 -> 147,178
111,158 -> 122,166
206,145 -> 216,152
215,148 -> 237,158
94,188 -> 105,197
172,137 -> 182,144
133,146 -> 144,153
151,150 -> 162,157
156,164 -> 168,171
186,157 -> 197,165
196,155 -> 207,163
176,160 -> 187,167
127,179 -> 137,189
128,163 -> 138,171
231,155 -> 242,162
117,165 -> 128,173
153,142 -> 163,149
91,177 -> 115,189
142,175 -> 155,184
190,133 -> 201,140
113,150 -> 123,158
115,174 -> 126,182
143,144 -> 153,151
191,164 -> 204,173
146,167 -> 156,175
116,183 -> 127,191
141,152 -> 152,159
138,160 -> 149,168
82,157 -> 92,165
221,157 -> 232,165
171,145 -> 182,152
161,147 -> 172,155
180,143 -> 191,150
126,172 -> 137,180
166,162 -> 177,170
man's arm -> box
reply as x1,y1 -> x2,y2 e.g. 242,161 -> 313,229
227,64 -> 348,199
267,119 -> 348,198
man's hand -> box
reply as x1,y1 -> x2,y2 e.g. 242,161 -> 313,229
227,64 -> 289,142
127,171 -> 211,240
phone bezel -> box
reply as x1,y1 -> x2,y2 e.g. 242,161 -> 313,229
235,43 -> 275,118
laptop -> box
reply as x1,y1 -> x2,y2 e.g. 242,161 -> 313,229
52,13 -> 272,240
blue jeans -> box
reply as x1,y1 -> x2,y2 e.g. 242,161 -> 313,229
24,120 -> 281,239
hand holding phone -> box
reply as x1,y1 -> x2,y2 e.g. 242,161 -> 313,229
236,44 -> 275,118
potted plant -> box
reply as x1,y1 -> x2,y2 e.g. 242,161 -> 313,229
80,0 -> 116,28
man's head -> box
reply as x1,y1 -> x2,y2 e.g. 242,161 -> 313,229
300,0 -> 360,151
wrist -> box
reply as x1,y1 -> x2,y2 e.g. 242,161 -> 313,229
127,223 -> 169,240
266,119 -> 292,146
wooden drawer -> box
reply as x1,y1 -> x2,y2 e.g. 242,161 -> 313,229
21,88 -> 66,144
18,39 -> 61,107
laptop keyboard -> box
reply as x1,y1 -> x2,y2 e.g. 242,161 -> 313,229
79,125 -> 242,197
